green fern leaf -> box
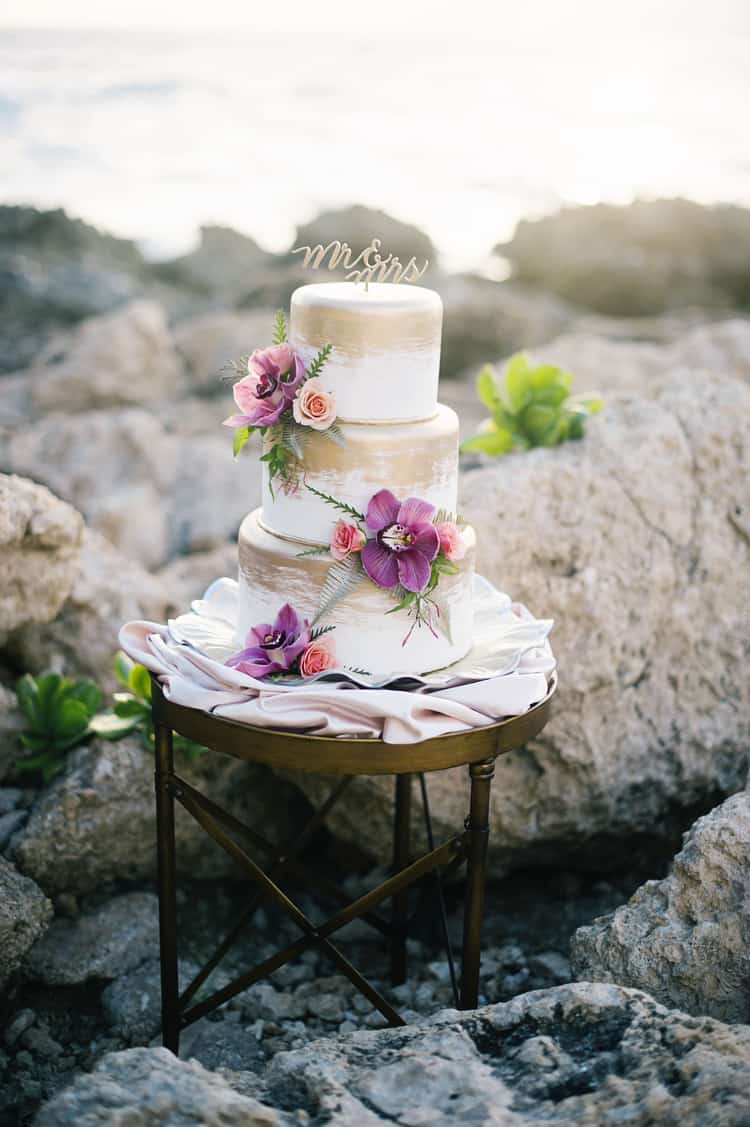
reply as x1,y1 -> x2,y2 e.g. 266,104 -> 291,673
306,343 -> 332,380
272,309 -> 288,344
313,556 -> 365,625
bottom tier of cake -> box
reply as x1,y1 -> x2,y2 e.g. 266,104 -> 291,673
237,509 -> 476,676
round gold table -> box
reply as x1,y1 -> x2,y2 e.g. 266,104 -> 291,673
151,676 -> 555,1054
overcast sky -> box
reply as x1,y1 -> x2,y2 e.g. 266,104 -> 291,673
0,0 -> 746,35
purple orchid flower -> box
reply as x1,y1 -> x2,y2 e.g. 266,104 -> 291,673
361,490 -> 440,594
225,603 -> 310,679
223,346 -> 306,429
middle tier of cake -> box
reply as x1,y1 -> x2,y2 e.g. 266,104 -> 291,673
261,404 -> 459,544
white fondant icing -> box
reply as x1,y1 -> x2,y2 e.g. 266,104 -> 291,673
290,282 -> 442,422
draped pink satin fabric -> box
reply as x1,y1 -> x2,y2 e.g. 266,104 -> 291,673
118,619 -> 554,745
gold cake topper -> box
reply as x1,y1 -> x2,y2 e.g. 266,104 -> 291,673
292,238 -> 429,289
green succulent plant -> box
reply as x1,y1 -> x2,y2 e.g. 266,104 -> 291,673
14,656 -> 202,783
460,353 -> 602,456
111,651 -> 203,761
15,672 -> 104,782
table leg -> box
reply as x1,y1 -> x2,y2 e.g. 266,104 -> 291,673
390,773 -> 412,986
154,719 -> 180,1054
460,756 -> 495,1010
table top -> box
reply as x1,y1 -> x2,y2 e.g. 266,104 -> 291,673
151,677 -> 555,775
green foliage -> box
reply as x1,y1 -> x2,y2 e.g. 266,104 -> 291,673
15,673 -> 103,781
233,424 -> 257,458
108,653 -> 203,761
306,343 -> 333,380
14,657 -> 203,784
461,354 -> 603,456
271,309 -> 288,344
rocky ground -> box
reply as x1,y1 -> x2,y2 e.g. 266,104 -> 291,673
1,199 -> 750,1123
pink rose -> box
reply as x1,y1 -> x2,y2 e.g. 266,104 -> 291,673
435,520 -> 466,561
299,635 -> 337,677
330,519 -> 366,561
292,378 -> 336,430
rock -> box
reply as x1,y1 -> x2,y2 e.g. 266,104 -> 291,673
499,198 -> 750,314
0,474 -> 83,636
0,404 -> 255,567
0,205 -> 147,373
262,982 -> 750,1124
169,432 -> 253,555
157,543 -> 237,609
0,809 -> 27,851
0,857 -> 52,990
439,274 -> 575,378
35,1045 -> 287,1126
0,408 -> 173,568
158,224 -> 275,301
0,685 -> 25,783
24,892 -> 158,986
6,528 -> 175,691
101,958 -> 198,1044
522,315 -> 750,399
11,735 -> 303,895
571,791 -> 750,1022
173,309 -> 277,395
23,301 -> 182,415
290,370 -> 750,873
292,204 -> 436,270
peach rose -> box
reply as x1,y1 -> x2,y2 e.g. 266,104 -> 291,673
330,519 -> 366,561
292,378 -> 336,430
435,520 -> 466,561
299,635 -> 337,677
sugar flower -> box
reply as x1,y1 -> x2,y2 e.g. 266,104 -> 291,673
224,346 -> 305,429
435,520 -> 466,561
330,519 -> 366,561
361,490 -> 439,594
292,378 -> 336,430
225,603 -> 310,679
299,635 -> 337,677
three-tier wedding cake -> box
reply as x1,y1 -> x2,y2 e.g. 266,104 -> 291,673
226,280 -> 476,678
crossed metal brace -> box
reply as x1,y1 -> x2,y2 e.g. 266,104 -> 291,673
154,721 -> 495,1054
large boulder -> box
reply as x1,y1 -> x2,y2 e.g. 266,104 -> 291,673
0,474 -> 83,638
24,892 -> 159,986
35,1046 -> 286,1127
263,984 -> 750,1124
524,316 -> 750,399
6,528 -> 174,690
11,735 -> 306,894
157,224 -> 275,302
0,404 -> 255,567
37,984 -> 750,1125
0,407 -> 173,567
499,198 -> 750,315
0,856 -> 52,990
571,790 -> 750,1022
439,274 -> 575,378
24,300 -> 182,415
0,205 -> 147,373
290,369 -> 750,872
173,309 -> 277,395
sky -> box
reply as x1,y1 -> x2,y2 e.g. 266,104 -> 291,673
1,0 -> 748,36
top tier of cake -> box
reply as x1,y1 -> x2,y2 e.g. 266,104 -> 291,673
289,282 -> 443,422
